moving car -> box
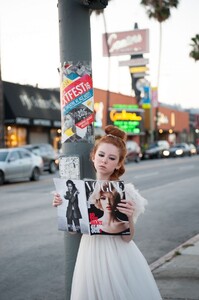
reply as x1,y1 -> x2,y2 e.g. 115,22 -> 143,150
188,143 -> 197,155
0,147 -> 43,185
125,140 -> 142,163
168,143 -> 192,157
143,140 -> 170,159
22,143 -> 58,173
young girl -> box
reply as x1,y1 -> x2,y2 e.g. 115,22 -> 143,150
53,125 -> 162,300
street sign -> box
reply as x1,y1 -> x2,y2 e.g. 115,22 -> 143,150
129,66 -> 149,73
103,29 -> 149,56
119,58 -> 149,67
132,72 -> 149,78
136,78 -> 149,92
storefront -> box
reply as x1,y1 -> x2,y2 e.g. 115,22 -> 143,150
3,81 -> 61,150
144,104 -> 190,145
93,88 -> 144,143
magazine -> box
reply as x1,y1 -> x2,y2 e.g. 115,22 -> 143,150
53,178 -> 130,235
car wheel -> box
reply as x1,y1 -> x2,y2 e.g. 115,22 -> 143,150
49,161 -> 57,174
30,167 -> 40,181
0,171 -> 4,185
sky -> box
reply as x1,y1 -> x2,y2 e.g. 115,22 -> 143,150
0,0 -> 199,109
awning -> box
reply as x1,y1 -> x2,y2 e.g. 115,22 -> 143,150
3,81 -> 61,127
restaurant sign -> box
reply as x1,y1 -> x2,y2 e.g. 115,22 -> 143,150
103,29 -> 149,57
108,104 -> 145,135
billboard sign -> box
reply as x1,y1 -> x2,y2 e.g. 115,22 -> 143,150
103,29 -> 149,57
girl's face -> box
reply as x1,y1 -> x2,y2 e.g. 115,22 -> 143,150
67,183 -> 73,191
99,192 -> 113,212
64,115 -> 74,130
93,143 -> 120,180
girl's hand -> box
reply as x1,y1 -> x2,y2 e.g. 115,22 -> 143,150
52,193 -> 62,207
117,199 -> 135,219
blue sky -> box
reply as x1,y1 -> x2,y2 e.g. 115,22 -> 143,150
0,0 -> 199,109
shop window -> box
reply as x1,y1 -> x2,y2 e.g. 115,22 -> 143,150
50,128 -> 61,151
5,126 -> 27,148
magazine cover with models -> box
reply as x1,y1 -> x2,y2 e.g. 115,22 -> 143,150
53,179 -> 130,235
85,180 -> 130,235
53,178 -> 90,234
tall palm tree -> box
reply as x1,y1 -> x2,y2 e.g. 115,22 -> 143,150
140,0 -> 179,140
91,1 -> 112,125
140,0 -> 179,87
189,34 -> 199,62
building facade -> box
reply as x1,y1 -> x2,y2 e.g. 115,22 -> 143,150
1,81 -> 198,150
2,81 -> 61,150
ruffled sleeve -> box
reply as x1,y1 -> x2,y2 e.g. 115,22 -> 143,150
124,183 -> 148,223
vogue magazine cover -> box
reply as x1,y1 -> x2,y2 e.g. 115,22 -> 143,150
53,179 -> 130,235
85,180 -> 130,235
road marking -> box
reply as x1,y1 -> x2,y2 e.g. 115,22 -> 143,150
179,165 -> 195,171
134,171 -> 159,179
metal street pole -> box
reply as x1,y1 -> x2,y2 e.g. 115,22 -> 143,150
57,1 -> 95,299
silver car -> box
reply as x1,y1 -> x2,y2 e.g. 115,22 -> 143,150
0,147 -> 43,185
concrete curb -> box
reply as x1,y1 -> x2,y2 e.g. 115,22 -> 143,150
150,233 -> 199,272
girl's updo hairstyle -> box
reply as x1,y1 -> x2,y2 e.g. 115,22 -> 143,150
90,125 -> 127,180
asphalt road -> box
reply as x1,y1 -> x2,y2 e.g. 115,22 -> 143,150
0,155 -> 199,300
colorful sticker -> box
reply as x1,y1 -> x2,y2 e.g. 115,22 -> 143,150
60,62 -> 94,143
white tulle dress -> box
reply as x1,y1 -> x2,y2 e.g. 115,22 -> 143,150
70,183 -> 162,300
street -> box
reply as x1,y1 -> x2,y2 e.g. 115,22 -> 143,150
0,155 -> 199,300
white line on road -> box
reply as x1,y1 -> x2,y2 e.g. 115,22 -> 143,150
134,171 -> 159,179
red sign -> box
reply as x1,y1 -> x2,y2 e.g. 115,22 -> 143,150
61,74 -> 92,107
103,29 -> 149,57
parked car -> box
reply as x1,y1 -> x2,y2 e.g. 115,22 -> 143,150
22,143 -> 58,173
143,140 -> 170,159
196,144 -> 199,154
125,140 -> 142,163
188,143 -> 197,155
0,147 -> 43,185
168,143 -> 192,158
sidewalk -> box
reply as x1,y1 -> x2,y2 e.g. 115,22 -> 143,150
150,234 -> 199,300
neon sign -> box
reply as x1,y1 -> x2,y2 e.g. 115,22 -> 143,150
110,110 -> 142,122
108,108 -> 144,135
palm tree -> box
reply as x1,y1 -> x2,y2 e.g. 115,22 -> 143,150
91,1 -> 112,125
189,34 -> 199,62
140,0 -> 179,87
140,0 -> 179,140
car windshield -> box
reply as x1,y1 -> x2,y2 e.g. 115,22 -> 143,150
0,151 -> 9,161
148,142 -> 158,149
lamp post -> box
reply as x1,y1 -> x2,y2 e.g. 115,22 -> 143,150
57,1 -> 108,299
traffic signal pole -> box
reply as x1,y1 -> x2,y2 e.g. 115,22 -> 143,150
57,1 -> 95,299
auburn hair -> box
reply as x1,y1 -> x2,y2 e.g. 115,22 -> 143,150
90,125 -> 127,180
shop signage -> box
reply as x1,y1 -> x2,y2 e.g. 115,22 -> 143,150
16,117 -> 30,125
129,66 -> 149,73
33,119 -> 51,126
119,58 -> 149,67
108,105 -> 144,135
103,29 -> 149,57
19,94 -> 60,111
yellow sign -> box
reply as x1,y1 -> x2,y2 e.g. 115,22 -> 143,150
110,110 -> 142,122
129,66 -> 149,73
142,103 -> 151,109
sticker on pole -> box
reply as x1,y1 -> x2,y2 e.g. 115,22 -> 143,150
59,156 -> 80,179
60,62 -> 95,144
